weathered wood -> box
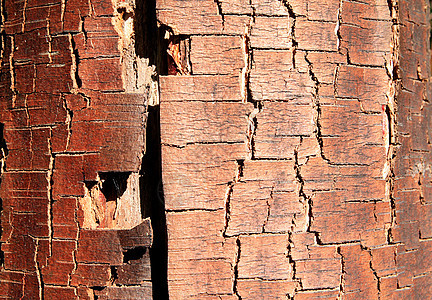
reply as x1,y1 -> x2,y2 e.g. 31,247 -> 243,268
156,0 -> 222,34
160,75 -> 243,102
160,101 -> 252,146
0,0 -> 154,297
296,18 -> 338,51
162,143 -> 245,210
190,36 -> 244,75
237,279 -> 297,299
250,17 -> 292,49
339,244 -> 379,299
156,0 -> 432,297
295,245 -> 341,290
250,49 -> 314,102
238,234 -> 292,280
166,210 -> 235,298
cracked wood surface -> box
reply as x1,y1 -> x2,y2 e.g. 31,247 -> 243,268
0,0 -> 431,299
158,0 -> 432,299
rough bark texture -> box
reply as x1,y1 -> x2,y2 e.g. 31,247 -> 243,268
158,0 -> 432,299
0,0 -> 156,298
0,0 -> 431,299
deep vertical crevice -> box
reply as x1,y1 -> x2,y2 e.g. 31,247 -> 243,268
294,148 -> 309,232
241,18 -> 252,103
214,0 -> 225,28
166,35 -> 191,75
0,123 -> 6,268
336,0 -> 343,52
155,24 -> 171,76
140,105 -> 168,299
0,3 -> 9,269
368,251 -> 381,297
135,0 -> 168,296
135,0 -> 157,65
110,266 -> 118,284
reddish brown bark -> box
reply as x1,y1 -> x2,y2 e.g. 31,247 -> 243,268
0,0 -> 157,298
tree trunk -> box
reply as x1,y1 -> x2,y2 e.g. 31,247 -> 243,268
0,0 -> 431,299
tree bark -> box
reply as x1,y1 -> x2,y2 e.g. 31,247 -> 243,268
0,0 -> 431,299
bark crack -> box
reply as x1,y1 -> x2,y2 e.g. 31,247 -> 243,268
247,103 -> 260,159
261,187 -> 273,233
29,128 -> 34,169
46,20 -> 53,64
223,160 -> 244,237
335,0 -> 343,52
369,250 -> 381,298
22,0 -> 28,33
33,238 -> 44,300
280,0 -> 297,48
20,274 -> 26,300
241,17 -> 253,103
304,52 -> 330,164
287,229 -> 298,295
337,246 -> 345,298
61,0 -> 67,29
385,0 -> 400,244
214,0 -> 225,29
24,95 -> 30,126
0,0 -> 5,33
233,237 -> 242,299
47,131 -> 54,257
9,36 -> 17,108
68,33 -> 81,92
63,96 -> 73,150
0,123 -> 7,268
68,198 -> 80,288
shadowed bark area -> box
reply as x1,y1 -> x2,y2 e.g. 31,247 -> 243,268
141,105 -> 168,299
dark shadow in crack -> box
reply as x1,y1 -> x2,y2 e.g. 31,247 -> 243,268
0,122 -> 8,268
140,105 -> 168,299
135,0 -> 169,296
